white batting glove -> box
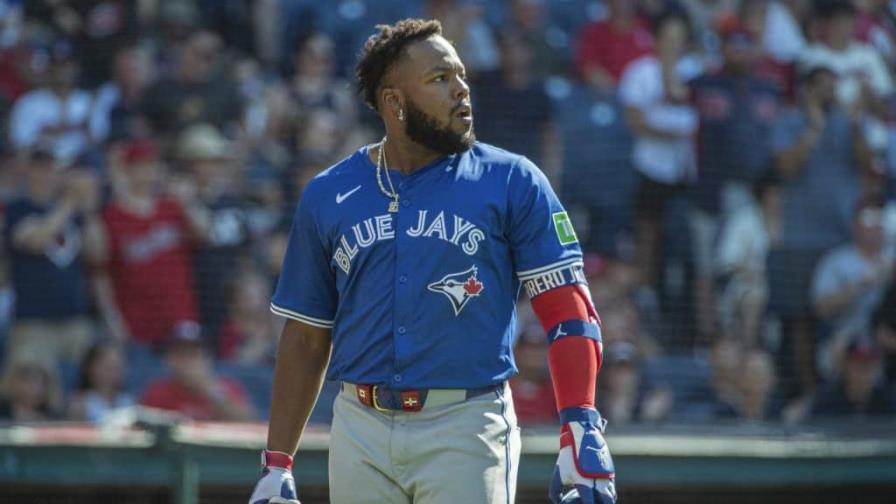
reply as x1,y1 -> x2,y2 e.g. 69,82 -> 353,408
549,407 -> 617,504
248,450 -> 301,504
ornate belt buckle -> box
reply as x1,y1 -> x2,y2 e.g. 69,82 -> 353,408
370,385 -> 390,412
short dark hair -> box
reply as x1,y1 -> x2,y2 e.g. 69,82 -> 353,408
814,0 -> 856,19
355,18 -> 443,111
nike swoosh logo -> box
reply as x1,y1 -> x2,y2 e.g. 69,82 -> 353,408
336,185 -> 362,204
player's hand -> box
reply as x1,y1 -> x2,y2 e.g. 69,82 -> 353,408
549,407 -> 616,504
248,450 -> 301,504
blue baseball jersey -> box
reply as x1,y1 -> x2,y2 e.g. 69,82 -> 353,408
271,142 -> 585,388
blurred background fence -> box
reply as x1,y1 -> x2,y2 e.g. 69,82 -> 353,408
1,0 -> 896,502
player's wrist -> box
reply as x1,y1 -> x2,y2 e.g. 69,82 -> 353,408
559,406 -> 599,425
262,449 -> 294,471
559,407 -> 608,440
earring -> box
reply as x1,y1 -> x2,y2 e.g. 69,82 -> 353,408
398,109 -> 405,122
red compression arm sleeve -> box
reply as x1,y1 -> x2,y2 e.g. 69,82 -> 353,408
530,284 -> 603,411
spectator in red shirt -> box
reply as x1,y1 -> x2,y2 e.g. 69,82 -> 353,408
140,321 -> 254,421
93,139 -> 206,347
574,0 -> 653,91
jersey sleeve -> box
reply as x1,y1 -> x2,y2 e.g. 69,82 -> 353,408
270,185 -> 338,328
507,157 -> 585,299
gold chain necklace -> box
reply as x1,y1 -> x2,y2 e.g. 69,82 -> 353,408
376,137 -> 400,213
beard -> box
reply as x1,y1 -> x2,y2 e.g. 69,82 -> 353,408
404,98 -> 475,155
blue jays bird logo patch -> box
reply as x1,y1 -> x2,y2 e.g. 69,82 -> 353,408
427,266 -> 484,315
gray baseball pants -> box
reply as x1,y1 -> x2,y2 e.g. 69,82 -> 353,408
327,382 -> 521,503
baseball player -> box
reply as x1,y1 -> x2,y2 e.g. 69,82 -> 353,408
249,19 -> 616,504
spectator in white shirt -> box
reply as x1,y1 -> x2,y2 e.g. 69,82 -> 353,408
714,171 -> 782,347
763,0 -> 811,63
620,9 -> 700,288
799,1 -> 893,107
812,198 -> 893,340
8,40 -> 100,162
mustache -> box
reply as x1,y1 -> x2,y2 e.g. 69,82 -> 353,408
450,102 -> 471,114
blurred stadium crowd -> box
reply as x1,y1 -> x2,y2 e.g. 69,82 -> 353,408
0,0 -> 895,429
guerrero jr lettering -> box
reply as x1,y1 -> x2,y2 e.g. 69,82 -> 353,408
522,262 -> 587,298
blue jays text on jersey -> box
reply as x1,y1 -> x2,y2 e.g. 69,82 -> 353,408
271,142 -> 585,389
332,210 -> 487,274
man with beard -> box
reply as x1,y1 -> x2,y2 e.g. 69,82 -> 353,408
249,19 -> 615,504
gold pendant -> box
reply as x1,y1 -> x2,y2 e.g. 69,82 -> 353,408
388,199 -> 399,213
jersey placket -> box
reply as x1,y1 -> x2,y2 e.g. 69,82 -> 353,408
390,171 -> 415,387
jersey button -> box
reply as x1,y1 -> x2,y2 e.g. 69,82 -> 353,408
399,275 -> 407,284
397,326 -> 406,334
393,374 -> 402,383
401,199 -> 410,207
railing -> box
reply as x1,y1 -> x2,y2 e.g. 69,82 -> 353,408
2,420 -> 896,503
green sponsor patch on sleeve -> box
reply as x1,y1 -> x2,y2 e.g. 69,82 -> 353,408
552,211 -> 578,245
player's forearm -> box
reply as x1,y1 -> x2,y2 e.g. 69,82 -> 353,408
266,319 -> 332,455
531,285 -> 602,413
548,337 -> 599,411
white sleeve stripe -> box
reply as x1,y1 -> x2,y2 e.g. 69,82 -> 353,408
270,303 -> 334,328
517,258 -> 584,281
